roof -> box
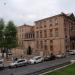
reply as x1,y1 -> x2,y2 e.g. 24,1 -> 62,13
17,24 -> 34,28
35,12 -> 75,23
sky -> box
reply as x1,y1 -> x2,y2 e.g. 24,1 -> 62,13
0,0 -> 75,26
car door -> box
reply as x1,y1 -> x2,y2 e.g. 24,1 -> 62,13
17,60 -> 24,66
39,57 -> 42,62
36,57 -> 41,63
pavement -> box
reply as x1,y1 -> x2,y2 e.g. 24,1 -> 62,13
0,55 -> 75,75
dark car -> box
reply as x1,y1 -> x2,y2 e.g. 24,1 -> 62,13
0,59 -> 4,70
44,56 -> 51,61
44,54 -> 56,61
55,53 -> 66,58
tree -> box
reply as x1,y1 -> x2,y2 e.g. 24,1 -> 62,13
0,19 -> 5,57
4,21 -> 17,56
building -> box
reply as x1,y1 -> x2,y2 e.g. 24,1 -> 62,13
23,26 -> 35,56
17,24 -> 35,57
17,12 -> 75,57
35,12 -> 75,56
17,24 -> 34,48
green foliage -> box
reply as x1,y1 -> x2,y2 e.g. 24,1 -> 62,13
0,19 -> 17,57
4,21 -> 17,49
0,19 -> 5,48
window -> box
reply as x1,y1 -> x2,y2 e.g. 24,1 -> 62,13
40,25 -> 42,28
44,40 -> 47,50
55,28 -> 59,37
36,27 -> 38,29
40,41 -> 43,48
36,31 -> 39,38
50,40 -> 53,51
50,45 -> 53,51
55,23 -> 58,25
21,41 -> 23,45
50,24 -> 52,26
33,34 -> 34,38
40,30 -> 42,38
44,45 -> 47,50
50,29 -> 53,37
44,25 -> 46,27
29,34 -> 30,38
30,34 -> 32,38
44,21 -> 46,24
36,41 -> 39,48
44,30 -> 47,38
50,40 -> 53,44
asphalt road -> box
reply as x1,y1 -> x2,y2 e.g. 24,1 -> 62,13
0,55 -> 75,75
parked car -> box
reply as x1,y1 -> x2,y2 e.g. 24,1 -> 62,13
68,50 -> 75,55
44,56 -> 51,61
28,56 -> 44,64
44,55 -> 55,61
9,59 -> 27,68
50,53 -> 56,60
0,59 -> 4,70
55,53 -> 66,58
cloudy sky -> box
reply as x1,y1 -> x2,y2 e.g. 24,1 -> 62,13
0,0 -> 75,26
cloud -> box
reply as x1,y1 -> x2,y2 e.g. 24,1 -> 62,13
0,0 -> 75,25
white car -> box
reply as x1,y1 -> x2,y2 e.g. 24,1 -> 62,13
28,56 -> 44,64
68,50 -> 75,55
56,53 -> 66,58
9,59 -> 27,68
0,59 -> 4,70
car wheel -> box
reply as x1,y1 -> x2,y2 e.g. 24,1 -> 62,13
24,63 -> 26,66
9,66 -> 11,69
34,62 -> 36,64
0,67 -> 4,70
15,65 -> 18,68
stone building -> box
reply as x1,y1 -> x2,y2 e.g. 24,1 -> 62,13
17,13 -> 75,57
34,12 -> 75,56
17,24 -> 35,57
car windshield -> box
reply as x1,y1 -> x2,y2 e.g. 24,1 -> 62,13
32,56 -> 40,60
17,60 -> 25,63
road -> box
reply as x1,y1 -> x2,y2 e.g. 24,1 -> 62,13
0,55 -> 75,75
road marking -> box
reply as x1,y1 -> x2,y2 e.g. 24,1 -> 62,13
40,63 -> 72,75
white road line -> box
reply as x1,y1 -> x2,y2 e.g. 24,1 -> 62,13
40,63 -> 72,75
